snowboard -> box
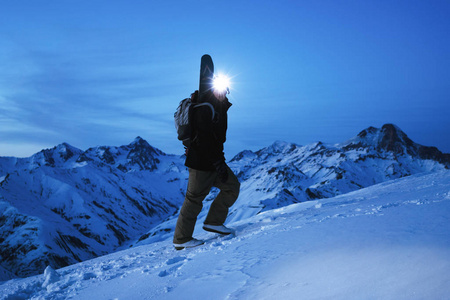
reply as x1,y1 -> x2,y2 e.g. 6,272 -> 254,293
198,54 -> 214,102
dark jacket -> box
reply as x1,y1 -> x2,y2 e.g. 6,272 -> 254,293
185,91 -> 232,171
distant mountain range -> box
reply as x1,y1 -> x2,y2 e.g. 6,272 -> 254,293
0,137 -> 188,279
227,123 -> 449,213
1,124 -> 448,279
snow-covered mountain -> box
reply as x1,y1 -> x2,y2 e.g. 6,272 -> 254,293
1,124 -> 449,280
0,137 -> 188,279
133,124 -> 448,245
225,124 -> 448,218
1,170 -> 449,299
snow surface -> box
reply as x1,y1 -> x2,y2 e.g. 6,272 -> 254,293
1,170 -> 449,300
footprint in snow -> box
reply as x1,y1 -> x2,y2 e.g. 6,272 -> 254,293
158,270 -> 170,277
166,256 -> 187,265
156,255 -> 190,277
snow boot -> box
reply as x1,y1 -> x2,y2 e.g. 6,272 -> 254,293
203,224 -> 234,235
173,238 -> 204,250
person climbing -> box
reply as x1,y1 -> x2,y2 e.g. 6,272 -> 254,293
173,55 -> 240,250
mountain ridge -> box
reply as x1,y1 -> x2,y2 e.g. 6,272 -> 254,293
1,124 -> 449,279
134,123 -> 448,245
342,123 -> 450,165
0,138 -> 188,279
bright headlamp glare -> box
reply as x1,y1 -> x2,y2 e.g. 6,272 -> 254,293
213,74 -> 230,94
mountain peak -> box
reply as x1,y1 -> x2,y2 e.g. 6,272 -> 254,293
131,136 -> 146,145
344,123 -> 413,154
30,142 -> 82,167
124,137 -> 164,171
356,126 -> 378,139
230,150 -> 257,163
56,142 -> 83,158
344,124 -> 449,166
378,123 -> 414,154
257,141 -> 300,156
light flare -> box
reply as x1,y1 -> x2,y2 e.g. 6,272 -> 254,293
213,74 -> 231,94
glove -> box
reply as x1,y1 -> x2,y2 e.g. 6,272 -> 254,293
213,160 -> 229,183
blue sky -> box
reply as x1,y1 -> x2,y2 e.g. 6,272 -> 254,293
1,1 -> 449,158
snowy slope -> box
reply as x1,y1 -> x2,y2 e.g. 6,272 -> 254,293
1,170 -> 449,299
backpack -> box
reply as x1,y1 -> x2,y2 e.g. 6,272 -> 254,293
174,96 -> 215,146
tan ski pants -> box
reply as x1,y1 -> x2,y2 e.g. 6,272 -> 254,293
173,166 -> 240,244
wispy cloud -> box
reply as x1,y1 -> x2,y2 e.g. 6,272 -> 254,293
0,38 -> 190,156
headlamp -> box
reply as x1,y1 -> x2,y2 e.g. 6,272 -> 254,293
213,74 -> 230,94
